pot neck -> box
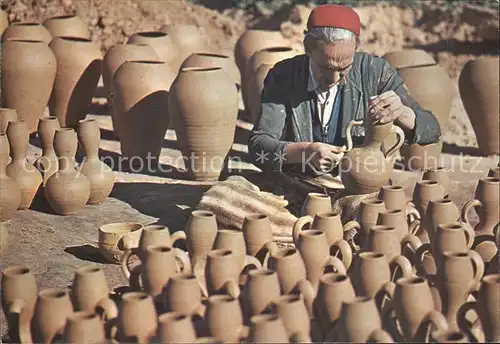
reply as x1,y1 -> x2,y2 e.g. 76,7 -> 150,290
58,156 -> 75,171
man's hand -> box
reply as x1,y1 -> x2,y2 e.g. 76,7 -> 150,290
369,90 -> 416,130
304,142 -> 346,173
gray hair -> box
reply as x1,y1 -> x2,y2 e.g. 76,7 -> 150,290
304,27 -> 360,52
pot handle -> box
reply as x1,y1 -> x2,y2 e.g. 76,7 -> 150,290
173,247 -> 192,274
419,310 -> 449,343
468,250 -> 485,283
456,301 -> 479,342
120,248 -> 141,281
8,299 -> 32,344
292,216 -> 313,244
374,281 -> 395,317
389,255 -> 414,282
330,239 -> 353,270
345,120 -> 363,152
96,297 -> 119,322
412,243 -> 433,279
170,230 -> 187,247
385,125 -> 405,158
343,220 -> 361,251
367,328 -> 395,343
406,203 -> 420,223
460,199 -> 482,228
462,223 -> 476,250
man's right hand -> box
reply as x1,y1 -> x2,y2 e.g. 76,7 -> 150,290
304,142 -> 346,173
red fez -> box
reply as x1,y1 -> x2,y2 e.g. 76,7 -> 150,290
306,4 -> 361,37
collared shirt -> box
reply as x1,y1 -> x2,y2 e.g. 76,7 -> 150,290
307,59 -> 339,132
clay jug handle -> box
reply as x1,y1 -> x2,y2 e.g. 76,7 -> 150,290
243,254 -> 263,270
173,247 -> 192,274
192,258 -> 209,298
385,125 -> 405,158
120,248 -> 140,280
261,241 -> 279,269
96,297 -> 118,322
468,250 -> 485,283
8,299 -> 32,344
330,239 -> 353,270
460,199 -> 482,227
293,216 -> 313,244
408,218 -> 421,236
345,120 -> 363,152
401,233 -> 423,255
296,279 -> 316,318
412,243 -> 433,279
191,303 -> 207,319
120,234 -> 136,251
462,223 -> 476,250
170,230 -> 187,247
223,280 -> 241,299
367,329 -> 395,343
405,204 -> 420,223
456,301 -> 478,342
342,220 -> 361,251
323,256 -> 347,275
374,281 -> 395,316
389,255 -> 414,282
420,310 -> 449,343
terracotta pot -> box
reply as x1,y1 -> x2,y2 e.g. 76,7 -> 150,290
400,142 -> 442,171
265,247 -> 307,294
341,120 -> 405,194
164,274 -> 204,316
48,37 -> 102,128
127,31 -> 178,67
117,292 -> 157,343
376,209 -> 412,244
241,268 -> 281,319
242,214 -> 274,261
63,311 -> 106,344
169,67 -> 238,180
205,294 -> 245,342
5,120 -> 43,209
157,312 -> 197,343
0,108 -> 18,134
31,288 -> 73,343
185,210 -> 218,266
272,293 -> 311,339
1,22 -> 52,43
367,225 -> 420,263
160,24 -> 205,71
102,43 -> 159,115
398,64 -> 453,129
43,14 -> 90,39
44,128 -> 90,214
71,265 -> 111,313
301,193 -> 332,217
35,116 -> 60,184
336,296 -> 383,343
247,313 -> 289,343
213,228 -> 262,274
98,222 -> 143,263
247,63 -> 273,124
411,180 -> 445,218
181,52 -> 241,88
422,166 -> 451,198
382,49 -> 436,69
113,60 -> 173,167
1,39 -> 57,133
1,266 -> 38,342
357,199 -> 386,246
77,118 -> 115,204
378,185 -> 419,221
0,134 -> 21,221
413,198 -> 460,244
459,58 -> 499,155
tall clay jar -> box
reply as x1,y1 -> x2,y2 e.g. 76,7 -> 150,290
1,39 -> 57,133
458,58 -> 499,155
48,37 -> 102,128
127,31 -> 178,68
0,134 -> 21,221
181,53 -> 241,90
77,118 -> 115,204
383,49 -> 436,69
35,116 -> 61,184
43,14 -> 90,39
113,60 -> 174,169
44,128 -> 90,215
6,120 -> 43,209
169,67 -> 238,181
1,22 -> 53,43
160,24 -> 205,71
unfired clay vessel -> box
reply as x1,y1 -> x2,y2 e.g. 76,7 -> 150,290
1,22 -> 52,43
127,31 -> 178,67
400,142 -> 441,171
43,14 -> 90,39
63,311 -> 106,344
382,49 -> 436,69
98,222 -> 143,263
181,52 -> 241,88
1,39 -> 57,133
117,292 -> 158,343
422,166 -> 451,198
35,116 -> 60,185
160,24 -> 205,71
185,210 -> 218,267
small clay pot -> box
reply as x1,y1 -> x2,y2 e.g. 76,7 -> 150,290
242,214 -> 274,260
164,274 -> 204,316
1,22 -> 52,43
301,193 -> 332,217
63,311 -> 106,344
157,312 -> 197,343
241,268 -> 281,319
411,180 -> 445,217
71,265 -> 110,312
266,247 -> 307,294
357,199 -> 386,246
185,210 -> 218,266
422,166 -> 451,198
117,292 -> 158,343
205,294 -> 245,343
336,296 -> 383,343
247,313 -> 289,343
43,14 -> 90,39
98,222 -> 143,263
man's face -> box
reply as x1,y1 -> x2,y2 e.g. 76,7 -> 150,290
309,39 -> 357,88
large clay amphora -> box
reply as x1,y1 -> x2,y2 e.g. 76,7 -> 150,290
113,60 -> 173,168
48,37 -> 102,128
43,14 -> 90,39
35,116 -> 60,185
0,134 -> 21,221
458,58 -> 499,155
1,39 -> 57,133
102,43 -> 159,116
127,31 -> 178,67
169,67 -> 238,181
1,22 -> 52,43
77,118 -> 115,204
382,49 -> 436,69
160,24 -> 205,71
340,120 -> 405,194
44,128 -> 90,215
5,120 -> 43,209
181,53 -> 241,89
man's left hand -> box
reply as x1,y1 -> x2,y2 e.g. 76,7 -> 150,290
368,90 -> 404,124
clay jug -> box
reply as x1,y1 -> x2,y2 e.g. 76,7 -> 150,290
30,288 -> 73,344
376,209 -> 414,244
241,268 -> 281,319
301,193 -> 332,217
0,108 -> 18,134
335,296 -> 384,343
160,24 -> 205,71
77,118 -> 115,204
382,49 -> 436,69
1,39 -> 57,133
157,312 -> 197,343
357,199 -> 386,246
1,266 -> 38,343
247,313 -> 289,343
411,198 -> 460,244
164,274 -> 204,316
102,43 -> 159,114
181,52 -> 241,89
247,63 -> 273,124
367,225 -> 421,264
400,142 -> 442,171
457,273 -> 500,343
5,120 -> 42,209
422,166 -> 451,198
170,67 -> 238,180
459,58 -> 499,155
44,128 -> 91,215
185,210 -> 218,267
0,134 -> 21,221
437,250 -> 484,330
63,311 -> 106,344
1,22 -> 52,43
488,166 -> 500,179
461,177 -> 499,263
116,292 -> 157,343
35,116 -> 60,184
411,180 -> 445,218
378,185 -> 420,221
127,31 -> 178,67
271,293 -> 311,339
242,214 -> 275,262
113,60 -> 173,168
0,223 -> 8,256
98,222 -> 143,263
205,294 -> 246,342
43,14 -> 90,39
48,37 -> 102,128
71,265 -> 115,315
341,120 -> 405,194
213,228 -> 262,274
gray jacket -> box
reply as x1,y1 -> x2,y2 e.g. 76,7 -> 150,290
248,52 -> 442,172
